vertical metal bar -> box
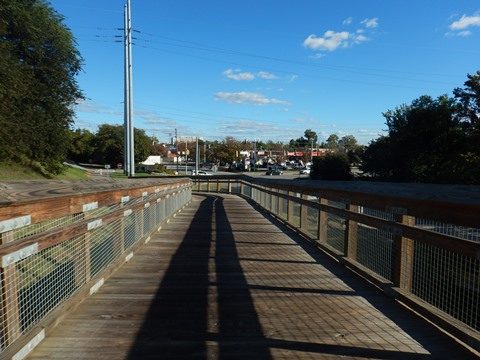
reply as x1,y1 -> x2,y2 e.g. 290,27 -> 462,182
127,0 -> 135,177
123,4 -> 130,175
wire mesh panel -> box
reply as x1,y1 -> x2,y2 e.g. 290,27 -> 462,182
0,182 -> 192,354
218,180 -> 229,193
124,213 -> 137,250
89,220 -> 122,278
324,200 -> 347,253
264,187 -> 270,209
279,190 -> 288,221
143,204 -> 155,236
304,203 -> 319,239
415,218 -> 480,243
7,213 -> 84,242
356,224 -> 394,281
271,190 -> 279,215
242,183 -> 252,198
412,242 -> 480,331
350,206 -> 395,280
290,193 -> 301,228
196,180 -> 209,192
230,180 -> 241,194
1,234 -> 87,346
156,199 -> 165,224
325,213 -> 345,253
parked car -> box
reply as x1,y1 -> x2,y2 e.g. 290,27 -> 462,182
268,164 -> 287,171
299,167 -> 311,175
266,169 -> 283,175
191,170 -> 211,175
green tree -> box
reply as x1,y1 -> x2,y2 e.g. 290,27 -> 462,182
361,94 -> 476,183
288,129 -> 318,163
310,153 -> 352,181
339,135 -> 357,150
303,129 -> 318,144
325,134 -> 339,149
92,125 -> 124,166
68,129 -> 95,164
360,136 -> 393,179
0,0 -> 83,174
92,124 -> 153,168
134,127 -> 153,165
454,70 -> 480,130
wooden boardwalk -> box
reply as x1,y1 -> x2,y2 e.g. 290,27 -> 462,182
27,194 -> 478,359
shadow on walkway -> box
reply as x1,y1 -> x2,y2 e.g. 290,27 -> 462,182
126,194 -> 478,359
127,194 -> 272,359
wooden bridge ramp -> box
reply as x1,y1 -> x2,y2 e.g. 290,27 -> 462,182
27,194 -> 477,359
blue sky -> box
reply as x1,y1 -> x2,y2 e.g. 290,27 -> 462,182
50,1 -> 480,145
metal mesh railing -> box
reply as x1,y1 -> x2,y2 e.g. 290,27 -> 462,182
220,176 -> 480,341
0,183 -> 191,354
356,223 -> 394,281
187,176 -> 480,342
415,217 -> 480,243
412,242 -> 480,331
13,234 -> 87,335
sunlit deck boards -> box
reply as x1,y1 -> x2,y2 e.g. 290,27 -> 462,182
27,193 -> 477,359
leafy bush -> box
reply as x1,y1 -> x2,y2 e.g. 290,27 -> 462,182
310,153 -> 352,181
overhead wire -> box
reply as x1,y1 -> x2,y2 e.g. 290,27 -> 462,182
76,25 -> 461,89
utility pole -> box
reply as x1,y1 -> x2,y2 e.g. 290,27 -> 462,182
175,128 -> 178,174
124,0 -> 134,176
123,4 -> 129,175
195,137 -> 199,175
310,138 -> 314,164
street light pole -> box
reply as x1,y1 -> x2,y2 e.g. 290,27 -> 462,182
311,138 -> 314,164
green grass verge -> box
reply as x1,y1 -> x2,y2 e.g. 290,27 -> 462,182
0,162 -> 90,180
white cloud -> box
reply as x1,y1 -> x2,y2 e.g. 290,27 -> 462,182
214,92 -> 290,106
223,69 -> 278,81
361,18 -> 379,28
257,71 -> 278,80
287,75 -> 298,83
449,14 -> 480,30
223,69 -> 255,81
75,100 -> 122,116
303,18 -> 379,55
303,31 -> 350,51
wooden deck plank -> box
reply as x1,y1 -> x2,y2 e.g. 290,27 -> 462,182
26,193 -> 478,359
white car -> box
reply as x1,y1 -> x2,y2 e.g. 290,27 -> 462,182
300,167 -> 311,174
191,170 -> 212,176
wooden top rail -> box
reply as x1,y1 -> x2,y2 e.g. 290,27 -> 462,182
0,178 -> 192,223
240,176 -> 480,229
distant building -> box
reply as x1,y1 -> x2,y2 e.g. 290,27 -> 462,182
172,136 -> 204,143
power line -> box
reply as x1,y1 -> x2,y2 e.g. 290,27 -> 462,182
74,26 -> 463,87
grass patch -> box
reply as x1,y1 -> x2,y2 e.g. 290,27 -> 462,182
0,162 -> 46,180
0,162 -> 90,180
55,166 -> 90,180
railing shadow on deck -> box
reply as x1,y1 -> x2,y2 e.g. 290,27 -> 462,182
242,196 -> 478,359
127,193 -> 478,359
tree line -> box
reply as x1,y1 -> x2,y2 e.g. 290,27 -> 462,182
1,0 -> 479,184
